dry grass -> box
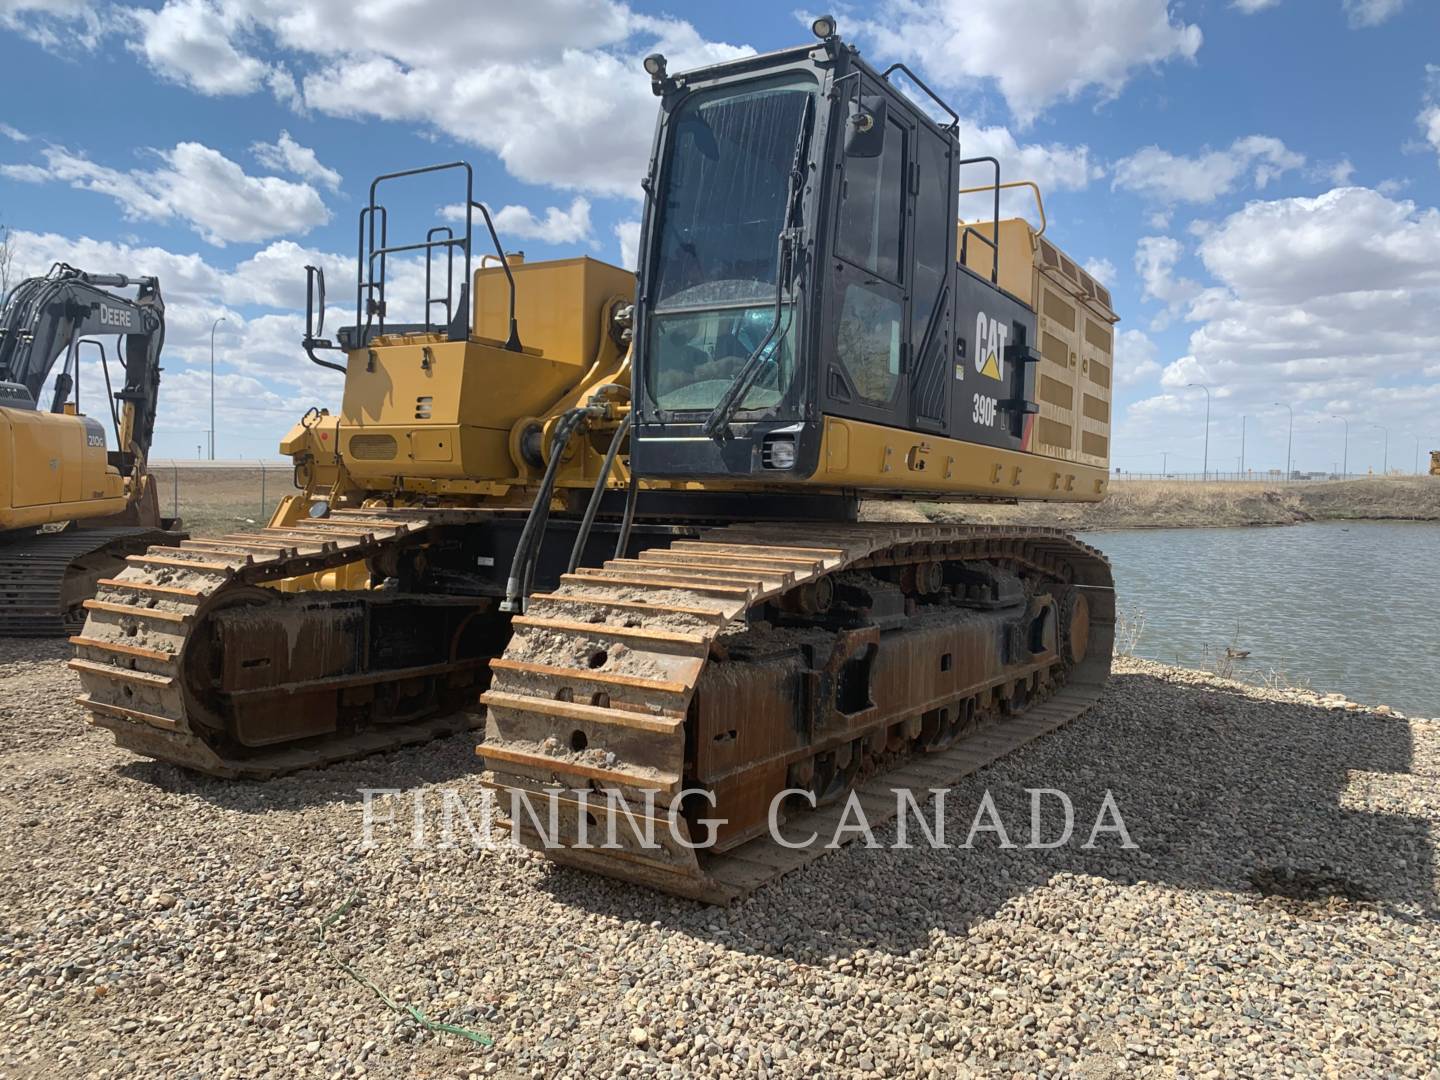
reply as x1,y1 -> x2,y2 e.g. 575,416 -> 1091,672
150,466 -> 293,537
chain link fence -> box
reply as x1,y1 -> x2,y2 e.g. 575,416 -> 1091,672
1110,471 -> 1416,483
149,460 -> 295,535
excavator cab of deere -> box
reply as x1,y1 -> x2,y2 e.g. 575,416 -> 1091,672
630,27 -> 1117,504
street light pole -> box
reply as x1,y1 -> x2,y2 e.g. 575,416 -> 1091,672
1240,415 -> 1246,476
1187,383 -> 1211,480
1273,402 -> 1292,481
1372,423 -> 1388,476
209,315 -> 227,461
1332,415 -> 1348,478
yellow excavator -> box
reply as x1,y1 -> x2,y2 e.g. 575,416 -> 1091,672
0,265 -> 181,634
73,22 -> 1119,901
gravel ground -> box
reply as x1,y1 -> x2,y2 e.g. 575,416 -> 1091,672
1,640 -> 1436,1079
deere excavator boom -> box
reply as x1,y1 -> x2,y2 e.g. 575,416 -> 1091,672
0,263 -> 180,634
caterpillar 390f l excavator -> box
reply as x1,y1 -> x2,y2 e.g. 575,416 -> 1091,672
0,265 -> 180,634
74,23 -> 1119,901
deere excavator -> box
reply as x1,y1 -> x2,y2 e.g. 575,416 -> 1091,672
0,264 -> 180,634
73,23 -> 1120,902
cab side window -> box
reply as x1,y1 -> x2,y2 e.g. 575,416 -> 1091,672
834,109 -> 908,407
835,115 -> 906,281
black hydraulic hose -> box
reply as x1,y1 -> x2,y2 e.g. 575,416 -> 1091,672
567,412 -> 632,574
501,408 -> 587,613
614,466 -> 640,561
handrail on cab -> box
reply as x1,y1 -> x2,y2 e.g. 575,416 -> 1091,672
957,179 -> 1049,239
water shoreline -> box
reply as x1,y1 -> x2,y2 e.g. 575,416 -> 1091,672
863,477 -> 1440,531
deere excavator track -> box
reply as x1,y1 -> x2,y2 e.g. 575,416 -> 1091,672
71,509 -> 489,779
480,523 -> 1114,904
0,526 -> 182,636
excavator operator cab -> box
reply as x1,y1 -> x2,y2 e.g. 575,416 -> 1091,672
0,381 -> 36,412
629,22 -> 1046,487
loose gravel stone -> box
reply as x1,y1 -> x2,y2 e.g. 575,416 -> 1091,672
0,638 -> 1435,1078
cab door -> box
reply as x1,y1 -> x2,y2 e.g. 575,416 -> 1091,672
821,77 -> 915,429
906,124 -> 955,434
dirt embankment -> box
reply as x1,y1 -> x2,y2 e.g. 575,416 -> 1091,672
863,478 -> 1440,530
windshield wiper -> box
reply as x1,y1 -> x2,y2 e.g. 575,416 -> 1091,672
700,95 -> 814,439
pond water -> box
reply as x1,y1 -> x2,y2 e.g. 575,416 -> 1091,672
1083,521 -> 1440,717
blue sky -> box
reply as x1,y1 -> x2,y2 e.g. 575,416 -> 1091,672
2,0 -> 1438,474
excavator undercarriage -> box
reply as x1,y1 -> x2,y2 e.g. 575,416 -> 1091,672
74,508 -> 1112,899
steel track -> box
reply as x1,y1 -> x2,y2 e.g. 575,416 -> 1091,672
0,526 -> 181,636
479,522 -> 1114,903
71,509 -> 482,778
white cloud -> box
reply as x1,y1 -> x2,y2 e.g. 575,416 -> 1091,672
1112,135 -> 1304,204
251,131 -> 341,191
2,142 -> 330,245
304,21 -> 748,198
0,0 -> 103,49
614,219 -> 640,269
2,163 -> 51,182
444,197 -> 594,246
1126,186 -> 1440,467
1419,65 -> 1440,167
1083,257 -> 1116,288
1232,0 -> 1281,10
0,122 -> 28,141
955,120 -> 1103,221
125,0 -> 272,96
1342,0 -> 1405,27
1196,186 -> 1440,301
1115,328 -> 1161,386
1134,235 -> 1202,326
1422,106 -> 1440,161
0,1 -> 1121,210
494,197 -> 592,246
853,0 -> 1201,124
44,1 -> 740,199
1313,158 -> 1356,185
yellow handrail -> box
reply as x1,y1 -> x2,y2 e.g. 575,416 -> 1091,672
957,180 -> 1048,238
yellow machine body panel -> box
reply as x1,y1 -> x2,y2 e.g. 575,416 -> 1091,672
806,416 -> 1109,501
338,336 -> 561,484
335,257 -> 636,488
961,218 -> 1117,472
474,256 -> 636,366
0,406 -> 126,529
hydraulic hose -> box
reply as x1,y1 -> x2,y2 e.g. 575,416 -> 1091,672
500,408 -> 588,613
567,411 -> 632,574
614,466 -> 640,561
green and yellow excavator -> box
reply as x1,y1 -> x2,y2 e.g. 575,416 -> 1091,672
0,264 -> 181,634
